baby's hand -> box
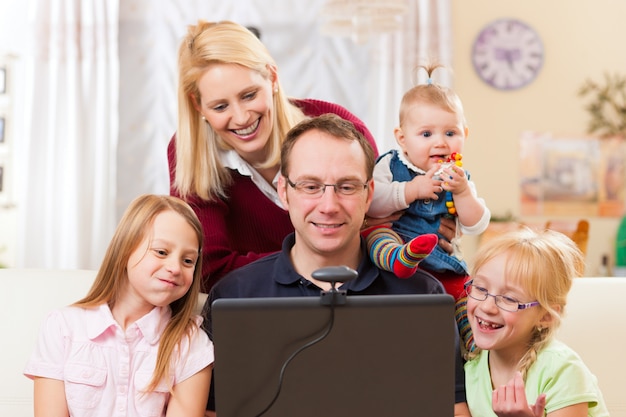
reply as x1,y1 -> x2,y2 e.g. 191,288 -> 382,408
492,372 -> 546,417
405,165 -> 444,202
440,164 -> 469,196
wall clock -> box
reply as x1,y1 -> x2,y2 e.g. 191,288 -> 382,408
472,18 -> 544,91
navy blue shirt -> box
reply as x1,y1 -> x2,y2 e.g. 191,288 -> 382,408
202,233 -> 467,405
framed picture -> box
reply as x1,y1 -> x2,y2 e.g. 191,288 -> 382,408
0,116 -> 5,143
0,165 -> 3,193
0,66 -> 5,94
520,131 -> 625,217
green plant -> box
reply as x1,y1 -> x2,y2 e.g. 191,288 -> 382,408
578,72 -> 626,138
489,211 -> 516,223
0,245 -> 6,268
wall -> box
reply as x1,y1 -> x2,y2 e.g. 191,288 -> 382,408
450,0 -> 626,275
0,0 -> 624,272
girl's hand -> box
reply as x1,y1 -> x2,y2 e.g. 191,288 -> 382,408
492,372 -> 546,417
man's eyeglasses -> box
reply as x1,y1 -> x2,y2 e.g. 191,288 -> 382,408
286,178 -> 368,197
464,280 -> 540,313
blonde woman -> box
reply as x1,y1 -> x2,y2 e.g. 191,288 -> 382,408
168,20 -> 379,291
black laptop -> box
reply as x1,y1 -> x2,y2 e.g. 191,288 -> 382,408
211,293 -> 456,417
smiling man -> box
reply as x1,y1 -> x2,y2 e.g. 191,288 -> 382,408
201,113 -> 470,416
274,113 -> 376,289
201,114 -> 445,297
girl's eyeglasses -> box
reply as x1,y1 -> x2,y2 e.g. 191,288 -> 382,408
464,280 -> 540,312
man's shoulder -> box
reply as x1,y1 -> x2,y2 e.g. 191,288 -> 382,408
220,252 -> 280,280
212,253 -> 282,297
378,267 -> 445,294
414,269 -> 447,293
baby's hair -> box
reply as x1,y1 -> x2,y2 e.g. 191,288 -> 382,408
74,194 -> 204,392
413,63 -> 445,86
469,226 -> 584,378
399,63 -> 466,128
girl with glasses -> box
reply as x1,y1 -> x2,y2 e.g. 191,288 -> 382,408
464,227 -> 608,417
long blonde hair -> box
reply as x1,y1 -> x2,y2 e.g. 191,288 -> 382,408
74,194 -> 204,392
469,226 -> 585,378
174,20 -> 305,200
399,64 -> 467,129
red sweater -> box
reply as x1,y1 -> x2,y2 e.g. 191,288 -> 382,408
168,98 -> 378,292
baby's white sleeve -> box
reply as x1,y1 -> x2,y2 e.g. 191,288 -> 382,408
459,180 -> 491,235
368,153 -> 409,218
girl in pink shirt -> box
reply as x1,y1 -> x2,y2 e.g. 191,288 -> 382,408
25,194 -> 214,417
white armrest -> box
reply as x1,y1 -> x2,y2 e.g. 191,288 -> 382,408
0,268 -> 210,417
0,269 -> 97,417
557,277 -> 626,416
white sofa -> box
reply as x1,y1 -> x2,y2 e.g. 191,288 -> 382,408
0,270 -> 624,416
556,277 -> 624,416
0,268 -> 207,417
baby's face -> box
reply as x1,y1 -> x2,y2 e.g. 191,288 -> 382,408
394,103 -> 467,172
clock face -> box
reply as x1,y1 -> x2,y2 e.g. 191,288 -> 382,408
472,19 -> 544,90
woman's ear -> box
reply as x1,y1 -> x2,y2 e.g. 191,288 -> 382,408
267,64 -> 279,91
190,93 -> 202,114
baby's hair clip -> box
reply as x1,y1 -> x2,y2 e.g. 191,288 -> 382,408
426,77 -> 433,85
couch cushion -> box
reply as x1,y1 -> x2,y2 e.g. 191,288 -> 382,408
557,277 -> 625,416
0,268 -> 97,417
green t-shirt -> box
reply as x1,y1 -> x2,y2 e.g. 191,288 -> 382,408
464,339 -> 609,416
616,216 -> 626,267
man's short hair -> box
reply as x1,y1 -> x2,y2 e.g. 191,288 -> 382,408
280,113 -> 376,179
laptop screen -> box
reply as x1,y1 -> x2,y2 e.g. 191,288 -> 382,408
211,293 -> 456,417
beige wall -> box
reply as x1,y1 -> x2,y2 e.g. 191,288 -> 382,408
1,1 -> 624,272
451,0 -> 626,275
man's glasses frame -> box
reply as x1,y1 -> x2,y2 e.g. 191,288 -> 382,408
285,178 -> 368,197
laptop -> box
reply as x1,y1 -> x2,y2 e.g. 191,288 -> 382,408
211,293 -> 456,417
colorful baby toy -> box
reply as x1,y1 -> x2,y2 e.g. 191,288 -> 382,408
434,152 -> 462,217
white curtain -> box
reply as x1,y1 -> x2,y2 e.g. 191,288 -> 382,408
17,0 -> 119,269
13,0 -> 449,270
117,0 -> 186,221
368,0 -> 453,152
